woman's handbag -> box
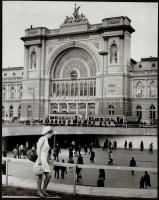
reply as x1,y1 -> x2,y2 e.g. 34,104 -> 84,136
27,138 -> 45,162
27,149 -> 38,162
33,164 -> 44,176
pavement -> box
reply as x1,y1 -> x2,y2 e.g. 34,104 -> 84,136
2,148 -> 157,198
2,175 -> 157,198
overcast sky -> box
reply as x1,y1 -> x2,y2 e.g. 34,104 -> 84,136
2,1 -> 158,68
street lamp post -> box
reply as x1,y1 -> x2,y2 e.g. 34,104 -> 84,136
98,51 -> 108,115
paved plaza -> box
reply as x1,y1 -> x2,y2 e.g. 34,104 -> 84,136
6,148 -> 157,189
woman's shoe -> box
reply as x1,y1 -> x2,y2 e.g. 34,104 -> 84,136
42,190 -> 51,197
37,191 -> 45,198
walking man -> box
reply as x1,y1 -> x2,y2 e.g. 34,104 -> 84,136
148,143 -> 153,154
129,157 -> 137,175
144,171 -> 151,189
90,150 -> 95,163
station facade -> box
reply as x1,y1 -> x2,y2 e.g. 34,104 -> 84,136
2,8 -> 158,123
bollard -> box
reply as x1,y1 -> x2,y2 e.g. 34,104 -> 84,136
5,159 -> 9,186
73,165 -> 76,196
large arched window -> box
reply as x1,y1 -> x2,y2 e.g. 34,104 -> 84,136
109,105 -> 114,115
18,105 -> 21,118
136,105 -> 142,119
3,87 -> 6,100
31,51 -> 36,69
9,105 -> 14,118
110,42 -> 118,64
10,86 -> 15,100
27,105 -> 32,118
149,105 -> 156,120
2,106 -> 5,117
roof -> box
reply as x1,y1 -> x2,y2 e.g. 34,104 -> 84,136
2,67 -> 24,71
140,57 -> 158,62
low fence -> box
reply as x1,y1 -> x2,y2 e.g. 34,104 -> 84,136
2,157 -> 157,197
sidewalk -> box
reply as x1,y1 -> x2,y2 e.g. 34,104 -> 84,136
2,175 -> 157,198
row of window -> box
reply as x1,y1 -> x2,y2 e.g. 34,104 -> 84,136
136,105 -> 156,120
51,80 -> 96,97
3,86 -> 22,100
3,72 -> 23,77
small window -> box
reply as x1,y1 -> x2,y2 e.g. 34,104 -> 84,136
22,72 -> 23,75
4,73 -> 7,77
138,64 -> 142,68
152,63 -> 156,68
13,72 -> 16,76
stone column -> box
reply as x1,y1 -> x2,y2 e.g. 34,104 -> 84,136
76,102 -> 78,114
24,46 -> 29,79
58,103 -> 60,112
86,103 -> 88,118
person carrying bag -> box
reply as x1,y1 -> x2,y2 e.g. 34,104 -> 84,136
33,126 -> 54,197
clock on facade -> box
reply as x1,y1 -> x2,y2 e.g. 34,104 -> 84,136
69,70 -> 78,79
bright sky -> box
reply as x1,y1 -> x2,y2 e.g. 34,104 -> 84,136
2,1 -> 158,68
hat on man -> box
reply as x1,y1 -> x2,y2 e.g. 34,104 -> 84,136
42,126 -> 52,135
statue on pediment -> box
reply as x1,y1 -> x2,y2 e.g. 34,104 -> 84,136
63,4 -> 87,24
73,4 -> 81,22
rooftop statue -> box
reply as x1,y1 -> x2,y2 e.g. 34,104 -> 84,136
63,4 -> 87,24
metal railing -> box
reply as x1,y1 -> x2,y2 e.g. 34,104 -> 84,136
2,157 -> 157,196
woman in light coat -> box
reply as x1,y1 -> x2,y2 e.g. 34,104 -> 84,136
34,126 -> 54,197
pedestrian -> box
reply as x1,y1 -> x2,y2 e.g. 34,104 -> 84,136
33,126 -> 54,197
60,159 -> 67,179
2,161 -> 6,175
99,169 -> 105,180
103,138 -> 108,151
78,144 -> 82,155
54,159 -> 60,179
148,143 -> 153,154
108,141 -> 112,150
76,154 -> 84,182
84,144 -> 88,155
140,176 -> 144,189
113,140 -> 117,150
144,171 -> 151,189
13,147 -> 18,158
16,144 -> 20,158
108,150 -> 113,165
97,174 -> 104,187
89,143 -> 93,154
2,149 -> 7,157
19,144 -> 24,159
74,144 -> 78,156
129,157 -> 137,175
53,147 -> 57,160
23,146 -> 28,159
90,150 -> 95,163
55,144 -> 61,160
140,141 -> 144,151
124,140 -> 127,150
69,146 -> 73,159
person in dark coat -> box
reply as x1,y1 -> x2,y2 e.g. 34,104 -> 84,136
69,146 -> 73,159
99,169 -> 105,180
90,150 -> 95,163
84,144 -> 88,155
144,171 -> 151,189
148,143 -> 153,154
76,154 -> 84,182
124,140 -> 127,150
78,144 -> 81,155
89,143 -> 93,154
60,160 -> 67,179
129,157 -> 137,175
54,160 -> 60,179
97,174 -> 104,187
140,141 -> 144,151
103,139 -> 108,151
113,141 -> 117,150
140,176 -> 144,189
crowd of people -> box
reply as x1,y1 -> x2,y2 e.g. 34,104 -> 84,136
2,135 -> 154,193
